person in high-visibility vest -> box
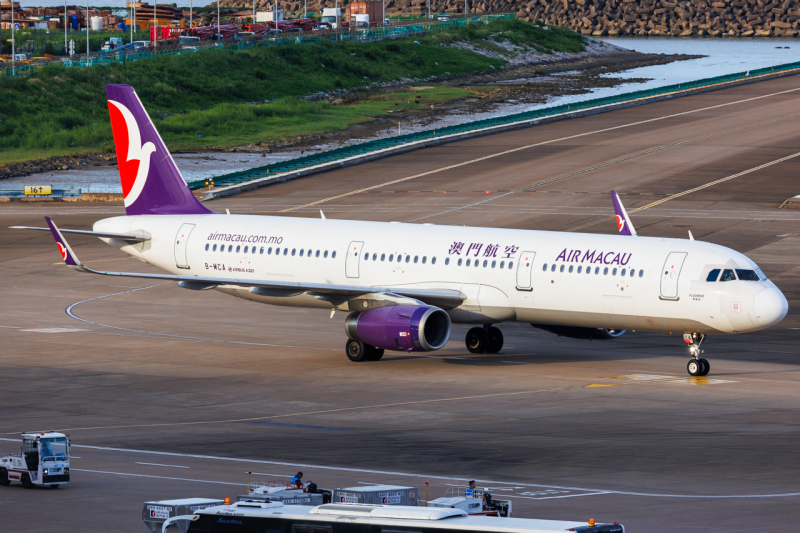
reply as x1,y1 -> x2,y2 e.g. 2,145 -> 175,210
290,471 -> 304,488
465,480 -> 477,497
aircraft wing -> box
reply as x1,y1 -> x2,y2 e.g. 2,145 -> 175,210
43,217 -> 465,310
11,225 -> 150,242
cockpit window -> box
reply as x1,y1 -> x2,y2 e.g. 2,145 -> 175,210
755,267 -> 768,281
706,269 -> 721,282
736,269 -> 760,281
719,269 -> 736,282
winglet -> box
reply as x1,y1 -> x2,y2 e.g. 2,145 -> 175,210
611,191 -> 637,237
44,217 -> 90,272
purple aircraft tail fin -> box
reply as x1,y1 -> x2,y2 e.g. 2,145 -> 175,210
611,190 -> 637,237
105,84 -> 213,216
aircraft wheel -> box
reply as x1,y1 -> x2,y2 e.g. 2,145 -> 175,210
484,327 -> 504,354
21,474 -> 32,489
687,359 -> 703,376
465,327 -> 487,354
366,345 -> 385,361
346,339 -> 368,362
0,469 -> 9,486
699,358 -> 710,376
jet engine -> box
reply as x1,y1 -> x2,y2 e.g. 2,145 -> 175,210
531,324 -> 626,340
345,305 -> 451,352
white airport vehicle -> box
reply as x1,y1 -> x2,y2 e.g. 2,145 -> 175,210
0,432 -> 70,489
351,14 -> 370,27
14,84 -> 789,376
180,501 -> 623,533
428,487 -> 511,517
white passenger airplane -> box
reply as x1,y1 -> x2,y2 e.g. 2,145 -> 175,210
15,85 -> 789,375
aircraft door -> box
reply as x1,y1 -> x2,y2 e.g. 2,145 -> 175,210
174,223 -> 196,269
345,241 -> 364,279
516,251 -> 536,291
660,252 -> 687,299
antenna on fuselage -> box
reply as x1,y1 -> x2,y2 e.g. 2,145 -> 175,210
688,230 -> 695,241
320,210 -> 326,220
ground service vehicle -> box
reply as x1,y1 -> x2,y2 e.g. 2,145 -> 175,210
321,8 -> 341,28
428,488 -> 511,517
0,432 -> 70,488
180,502 -> 623,533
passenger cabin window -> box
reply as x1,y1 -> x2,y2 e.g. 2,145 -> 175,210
316,250 -> 320,258
638,269 -> 643,277
736,269 -> 760,281
508,261 -> 513,269
577,266 -> 582,273
205,244 -> 209,251
324,251 -> 329,258
458,258 -> 463,266
542,263 -> 548,271
299,249 -> 304,257
706,269 -> 721,282
332,251 -> 337,258
720,269 -> 736,282
492,260 -> 496,268
423,256 -> 427,264
466,259 -> 471,266
236,245 -> 241,253
603,267 -> 609,275
228,245 -> 233,252
445,258 -> 450,265
432,257 -> 436,264
308,249 -> 312,257
559,265 -> 565,273
212,244 -> 217,252
612,268 -> 617,276
405,255 -> 410,263
550,264 -> 556,272
243,246 -> 248,253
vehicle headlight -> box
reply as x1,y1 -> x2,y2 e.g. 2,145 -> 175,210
43,469 -> 48,474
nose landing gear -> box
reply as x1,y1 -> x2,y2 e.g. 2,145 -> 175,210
685,333 -> 709,376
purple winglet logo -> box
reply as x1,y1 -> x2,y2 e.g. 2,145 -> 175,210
611,190 -> 636,237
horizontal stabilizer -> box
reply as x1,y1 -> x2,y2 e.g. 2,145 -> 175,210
11,226 -> 150,242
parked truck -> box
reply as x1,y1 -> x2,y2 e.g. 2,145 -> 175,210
0,432 -> 70,489
321,7 -> 342,29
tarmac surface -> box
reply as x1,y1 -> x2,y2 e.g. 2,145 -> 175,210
2,74 -> 800,532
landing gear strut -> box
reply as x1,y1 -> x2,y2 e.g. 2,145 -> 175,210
465,324 -> 504,354
684,333 -> 709,376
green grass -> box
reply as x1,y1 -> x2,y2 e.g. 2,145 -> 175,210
0,18 -> 585,163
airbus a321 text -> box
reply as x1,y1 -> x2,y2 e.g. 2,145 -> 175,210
13,85 -> 789,376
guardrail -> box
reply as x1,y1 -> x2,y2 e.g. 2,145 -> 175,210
0,15 -> 515,78
195,60 -> 800,197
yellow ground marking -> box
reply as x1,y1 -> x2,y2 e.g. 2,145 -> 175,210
604,373 -> 737,385
279,86 -> 800,213
2,387 -> 566,435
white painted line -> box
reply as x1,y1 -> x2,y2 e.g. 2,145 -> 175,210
73,468 -> 241,485
0,439 -> 793,499
136,462 -> 190,469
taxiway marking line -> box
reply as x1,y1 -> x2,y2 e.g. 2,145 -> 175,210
0,388 -> 565,435
135,462 -> 190,468
2,439 -> 797,499
407,112 -> 800,223
279,86 -> 800,214
64,283 -> 338,351
567,149 -> 800,232
72,468 -> 241,485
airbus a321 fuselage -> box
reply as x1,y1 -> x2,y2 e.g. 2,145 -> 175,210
17,85 -> 789,376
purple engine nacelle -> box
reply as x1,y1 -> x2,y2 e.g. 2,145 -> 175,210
345,305 -> 451,352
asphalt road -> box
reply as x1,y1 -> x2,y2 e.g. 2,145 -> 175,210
1,74 -> 799,532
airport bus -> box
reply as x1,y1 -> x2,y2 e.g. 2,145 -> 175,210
184,502 -> 624,533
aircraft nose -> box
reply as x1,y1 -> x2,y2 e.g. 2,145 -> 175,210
753,287 -> 789,327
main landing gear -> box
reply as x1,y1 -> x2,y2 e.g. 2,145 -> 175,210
684,333 -> 709,376
465,324 -> 504,354
345,339 -> 385,362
